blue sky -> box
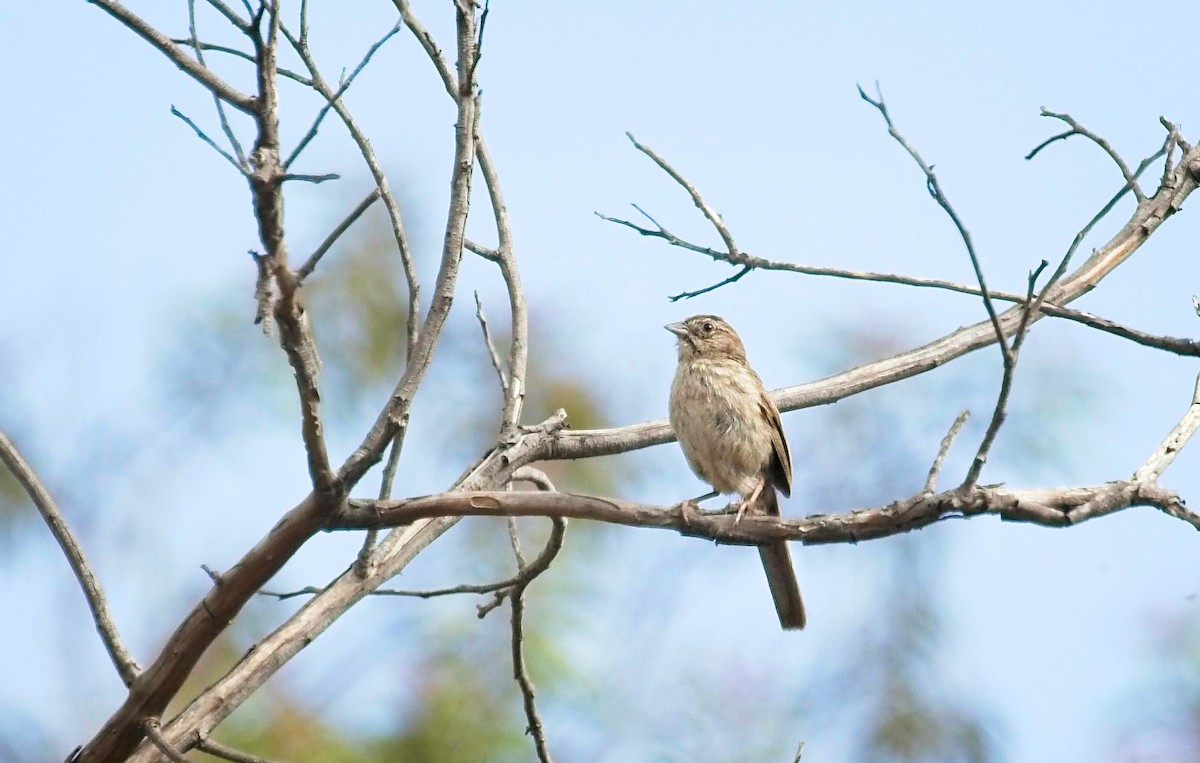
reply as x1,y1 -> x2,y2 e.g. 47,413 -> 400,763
3,2 -> 1200,761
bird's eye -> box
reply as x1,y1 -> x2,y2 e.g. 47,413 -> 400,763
701,321 -> 715,334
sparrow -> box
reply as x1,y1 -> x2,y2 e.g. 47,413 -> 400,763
666,314 -> 806,630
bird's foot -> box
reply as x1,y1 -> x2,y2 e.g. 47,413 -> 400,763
732,499 -> 751,526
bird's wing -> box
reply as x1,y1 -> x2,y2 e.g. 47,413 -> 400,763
759,393 -> 792,499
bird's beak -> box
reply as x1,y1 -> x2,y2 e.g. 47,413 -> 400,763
665,322 -> 688,338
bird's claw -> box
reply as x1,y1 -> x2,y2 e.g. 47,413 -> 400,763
732,499 -> 750,526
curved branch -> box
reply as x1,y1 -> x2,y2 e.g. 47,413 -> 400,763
0,429 -> 140,687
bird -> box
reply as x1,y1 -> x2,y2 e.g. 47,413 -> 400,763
666,314 -> 806,630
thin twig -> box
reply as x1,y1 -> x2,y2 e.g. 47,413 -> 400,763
625,132 -> 740,256
1027,132 -> 1169,320
506,516 -> 527,568
267,485 -> 566,608
1027,109 -> 1144,202
1134,372 -> 1200,483
859,83 -> 1007,359
299,0 -> 310,45
333,0 -> 481,487
1159,118 -> 1181,190
468,0 -> 490,80
143,720 -> 189,763
188,0 -> 248,169
284,21 -> 403,169
203,0 -> 251,33
280,172 -> 339,183
474,291 -> 509,391
464,238 -> 501,262
511,576 -> 553,763
170,106 -> 248,175
281,20 -> 420,361
171,39 -> 312,84
196,737 -> 282,763
355,411 -> 410,578
0,429 -> 140,687
924,410 -> 970,493
963,261 -> 1046,488
296,188 -> 382,283
1011,259 -> 1050,353
507,466 -> 559,763
476,139 -> 528,437
671,265 -> 752,301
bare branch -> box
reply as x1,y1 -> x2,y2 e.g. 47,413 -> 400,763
962,261 -> 1046,487
859,83 -> 1007,358
355,411 -> 410,578
1027,109 -> 1144,201
87,0 -> 256,113
170,105 -> 248,175
511,465 -> 556,492
672,264 -> 753,302
135,413 -> 568,761
203,0 -> 251,33
511,566 -> 553,763
507,466 -> 560,763
334,481 -> 1200,538
280,172 -> 339,184
266,510 -> 566,605
626,132 -> 740,256
1158,118 -> 1181,190
196,734 -> 284,763
0,429 -> 140,687
1134,372 -> 1200,483
142,720 -> 188,763
187,0 -> 248,169
335,1 -> 482,487
170,39 -> 311,85
924,410 -> 969,493
465,238 -> 501,262
283,21 -> 403,170
296,188 -> 382,284
476,139 -> 528,436
282,22 -> 420,362
475,291 -> 509,391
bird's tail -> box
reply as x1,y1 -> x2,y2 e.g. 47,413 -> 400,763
757,490 -> 806,630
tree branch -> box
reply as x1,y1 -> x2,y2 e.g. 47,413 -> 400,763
87,0 -> 256,113
924,411 -> 969,493
858,83 -> 1007,359
283,21 -> 403,170
0,429 -> 140,687
187,0 -> 248,170
625,131 -> 740,256
142,720 -> 188,763
332,481 -> 1200,539
1027,108 -> 1145,201
196,734 -> 284,763
295,188 -> 382,284
506,468 -> 561,763
282,20 -> 421,363
1134,371 -> 1200,484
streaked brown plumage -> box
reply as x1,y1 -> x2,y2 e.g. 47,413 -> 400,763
666,314 -> 806,630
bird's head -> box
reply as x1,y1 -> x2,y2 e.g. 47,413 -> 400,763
665,314 -> 747,362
